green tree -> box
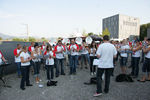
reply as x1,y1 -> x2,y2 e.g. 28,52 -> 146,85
87,32 -> 94,36
0,37 -> 2,40
101,28 -> 110,37
12,38 -> 24,41
29,37 -> 36,42
41,37 -> 48,42
140,24 -> 147,40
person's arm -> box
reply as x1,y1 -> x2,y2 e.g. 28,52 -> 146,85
113,46 -> 117,58
131,45 -> 142,52
143,46 -> 150,53
20,56 -> 32,63
2,56 -> 6,63
52,51 -> 56,59
96,46 -> 101,58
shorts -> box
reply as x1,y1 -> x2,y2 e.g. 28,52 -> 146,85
142,57 -> 150,72
120,57 -> 127,67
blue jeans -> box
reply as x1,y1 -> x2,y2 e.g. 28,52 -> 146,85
56,59 -> 65,76
131,57 -> 140,77
70,55 -> 78,74
81,54 -> 90,66
16,62 -> 21,76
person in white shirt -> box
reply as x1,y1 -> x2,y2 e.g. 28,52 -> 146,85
138,38 -> 150,82
94,35 -> 117,97
119,40 -> 130,74
44,45 -> 56,84
14,44 -> 22,77
31,43 -> 42,83
130,40 -> 142,78
54,40 -> 66,77
68,39 -> 79,75
89,41 -> 97,75
80,42 -> 90,69
20,46 -> 33,90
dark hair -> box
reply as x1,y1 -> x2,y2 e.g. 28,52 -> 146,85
58,40 -> 62,43
103,35 -> 109,41
34,43 -> 39,48
147,38 -> 150,41
90,41 -> 96,48
22,45 -> 27,50
17,44 -> 20,46
46,45 -> 52,51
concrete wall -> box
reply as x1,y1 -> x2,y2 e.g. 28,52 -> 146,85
102,14 -> 140,40
0,41 -> 42,74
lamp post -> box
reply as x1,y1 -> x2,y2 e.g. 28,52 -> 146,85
21,23 -> 29,41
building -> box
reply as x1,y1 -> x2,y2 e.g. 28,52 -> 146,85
102,14 -> 140,40
147,28 -> 150,38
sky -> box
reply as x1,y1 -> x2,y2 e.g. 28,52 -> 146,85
0,0 -> 150,38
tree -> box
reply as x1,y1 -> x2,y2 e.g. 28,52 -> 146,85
41,37 -> 48,42
29,37 -> 36,42
87,32 -> 94,36
101,28 -> 110,37
0,37 -> 2,40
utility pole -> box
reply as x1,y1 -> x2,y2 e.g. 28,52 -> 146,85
21,23 -> 29,41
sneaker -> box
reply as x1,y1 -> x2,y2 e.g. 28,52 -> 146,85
91,72 -> 94,76
94,72 -> 96,75
93,93 -> 102,97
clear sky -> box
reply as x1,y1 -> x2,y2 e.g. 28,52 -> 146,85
0,0 -> 150,38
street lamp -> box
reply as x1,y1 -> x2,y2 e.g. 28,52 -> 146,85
21,23 -> 29,41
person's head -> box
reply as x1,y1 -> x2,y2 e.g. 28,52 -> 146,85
46,45 -> 52,51
147,38 -> 150,45
122,40 -> 126,45
31,42 -> 35,46
43,41 -> 46,45
90,41 -> 96,48
71,39 -> 75,44
135,39 -> 140,46
22,45 -> 28,52
103,35 -> 109,41
58,40 -> 62,46
17,44 -> 21,49
34,43 -> 39,50
144,37 -> 147,41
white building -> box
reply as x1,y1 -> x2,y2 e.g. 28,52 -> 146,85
103,14 -> 140,40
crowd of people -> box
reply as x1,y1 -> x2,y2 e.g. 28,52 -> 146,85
0,35 -> 150,97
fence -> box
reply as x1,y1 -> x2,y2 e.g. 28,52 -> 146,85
0,41 -> 42,74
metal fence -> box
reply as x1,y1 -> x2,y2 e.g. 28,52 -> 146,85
0,41 -> 42,74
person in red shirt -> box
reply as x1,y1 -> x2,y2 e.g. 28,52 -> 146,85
14,44 -> 22,77
54,40 -> 66,77
44,45 -> 56,84
68,39 -> 79,75
28,42 -> 35,53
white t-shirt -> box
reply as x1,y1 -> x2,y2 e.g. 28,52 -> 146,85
44,51 -> 55,65
90,48 -> 96,56
132,47 -> 141,57
81,46 -> 89,54
14,48 -> 21,62
69,44 -> 79,56
120,45 -> 130,57
96,42 -> 117,68
20,52 -> 31,66
54,45 -> 65,59
0,51 -> 3,64
32,51 -> 41,62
